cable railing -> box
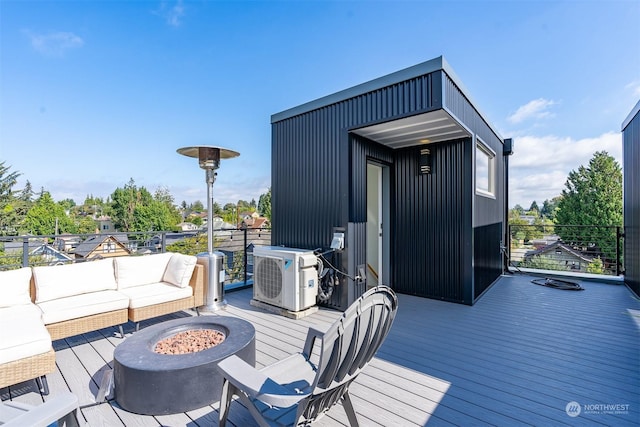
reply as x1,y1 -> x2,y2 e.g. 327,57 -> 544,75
508,224 -> 623,276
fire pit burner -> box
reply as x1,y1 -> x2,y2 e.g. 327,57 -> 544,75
113,316 -> 255,415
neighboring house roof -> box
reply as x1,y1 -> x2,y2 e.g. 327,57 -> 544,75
1,237 -> 48,254
524,241 -> 594,263
73,234 -> 131,258
30,244 -> 73,264
240,217 -> 270,229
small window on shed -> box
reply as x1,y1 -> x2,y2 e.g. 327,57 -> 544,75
476,139 -> 495,198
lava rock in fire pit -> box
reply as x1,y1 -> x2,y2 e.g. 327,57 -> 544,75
154,329 -> 225,354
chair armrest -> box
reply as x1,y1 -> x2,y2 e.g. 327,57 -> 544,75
302,327 -> 324,357
3,392 -> 79,427
217,355 -> 310,407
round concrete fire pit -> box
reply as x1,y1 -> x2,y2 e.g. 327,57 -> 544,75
113,316 -> 255,415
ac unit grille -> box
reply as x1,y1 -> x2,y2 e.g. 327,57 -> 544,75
256,257 -> 283,299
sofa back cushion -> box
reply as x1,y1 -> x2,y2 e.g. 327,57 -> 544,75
33,259 -> 117,303
0,267 -> 33,307
162,253 -> 198,288
115,253 -> 173,289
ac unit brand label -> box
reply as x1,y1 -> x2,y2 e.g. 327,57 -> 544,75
284,259 -> 293,270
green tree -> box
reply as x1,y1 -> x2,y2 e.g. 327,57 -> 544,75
586,257 -> 604,274
76,215 -> 98,234
0,162 -> 21,234
555,151 -> 622,259
19,180 -> 34,202
522,255 -> 567,271
23,192 -> 74,235
258,188 -> 271,221
167,234 -> 208,255
191,200 -> 205,212
529,201 -> 539,215
540,197 -> 560,220
58,198 -> 76,212
110,179 -> 153,231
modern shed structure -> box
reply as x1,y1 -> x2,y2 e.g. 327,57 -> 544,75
622,100 -> 640,298
271,56 -> 512,308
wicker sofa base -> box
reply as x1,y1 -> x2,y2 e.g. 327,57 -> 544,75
0,348 -> 56,389
46,309 -> 129,341
128,296 -> 196,324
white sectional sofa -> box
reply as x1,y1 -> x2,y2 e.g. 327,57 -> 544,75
0,267 -> 55,394
0,252 -> 205,392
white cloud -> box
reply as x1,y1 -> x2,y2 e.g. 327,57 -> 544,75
156,0 -> 185,27
625,80 -> 640,98
24,30 -> 84,57
508,131 -> 622,208
508,98 -> 556,124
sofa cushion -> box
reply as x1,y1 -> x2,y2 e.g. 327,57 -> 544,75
118,282 -> 193,309
0,267 -> 33,307
38,290 -> 129,325
115,253 -> 173,289
33,259 -> 117,303
162,253 -> 198,288
0,304 -> 51,364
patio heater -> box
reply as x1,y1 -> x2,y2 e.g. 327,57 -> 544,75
177,145 -> 240,312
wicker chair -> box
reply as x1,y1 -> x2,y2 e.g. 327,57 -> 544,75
217,285 -> 398,426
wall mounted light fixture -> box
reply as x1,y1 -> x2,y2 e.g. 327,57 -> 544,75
419,148 -> 432,174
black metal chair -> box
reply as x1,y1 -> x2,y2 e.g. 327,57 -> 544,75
217,285 -> 398,426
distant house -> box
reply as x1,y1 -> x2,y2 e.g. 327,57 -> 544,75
96,216 -> 115,233
30,244 -> 73,265
240,216 -> 270,229
524,241 -> 595,272
54,234 -> 82,252
177,222 -> 200,231
73,234 -> 131,260
519,215 -> 537,225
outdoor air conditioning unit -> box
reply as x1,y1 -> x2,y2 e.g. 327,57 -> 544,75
253,246 -> 318,312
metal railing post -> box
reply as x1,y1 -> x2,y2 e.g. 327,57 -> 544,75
243,227 -> 248,286
616,226 -> 621,276
22,237 -> 29,267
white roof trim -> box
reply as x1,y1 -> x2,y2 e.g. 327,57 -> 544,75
271,55 -> 502,142
622,99 -> 640,131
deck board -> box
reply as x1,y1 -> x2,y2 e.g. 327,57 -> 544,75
2,273 -> 638,426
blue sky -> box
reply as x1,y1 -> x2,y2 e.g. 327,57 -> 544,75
1,0 -> 638,209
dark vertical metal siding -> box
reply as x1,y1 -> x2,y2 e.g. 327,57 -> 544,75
623,111 -> 640,297
393,139 -> 472,303
443,74 -> 504,226
273,73 -> 440,249
444,73 -> 505,299
272,68 -> 504,305
474,222 -> 504,299
272,105 -> 344,249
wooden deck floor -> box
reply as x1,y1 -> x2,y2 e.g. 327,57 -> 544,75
2,273 -> 639,426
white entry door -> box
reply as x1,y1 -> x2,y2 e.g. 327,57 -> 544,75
367,163 -> 384,287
